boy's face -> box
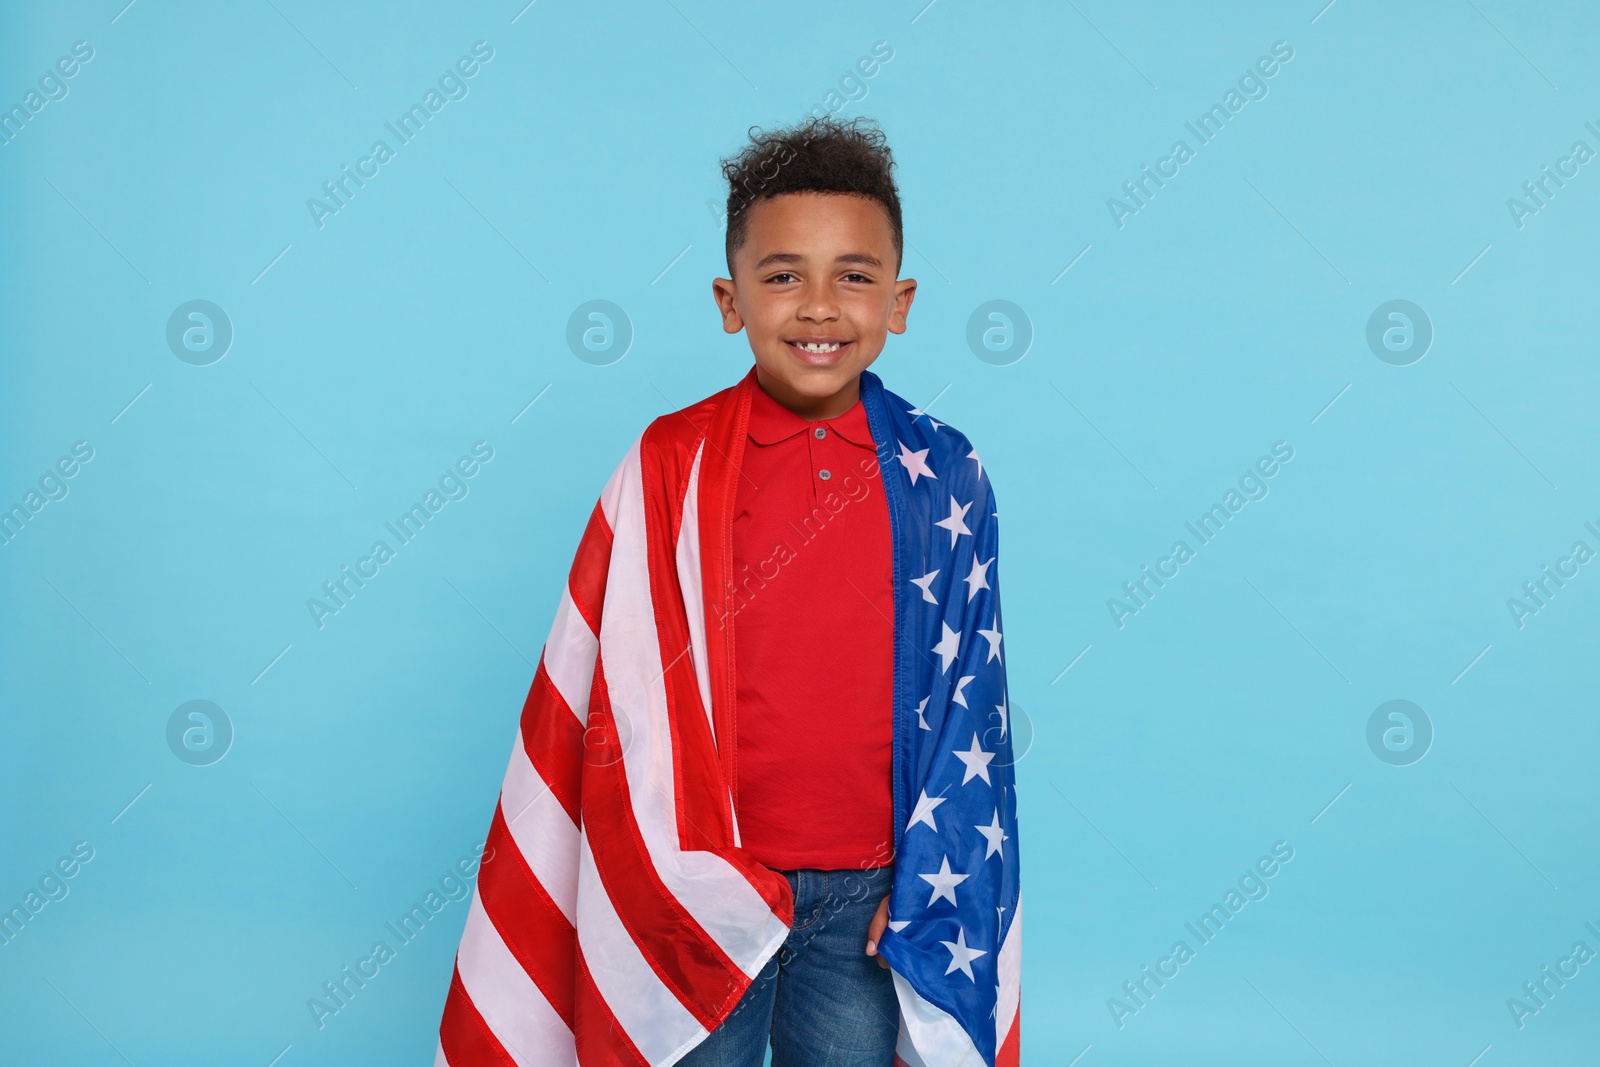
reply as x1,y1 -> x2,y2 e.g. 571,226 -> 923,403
713,192 -> 916,420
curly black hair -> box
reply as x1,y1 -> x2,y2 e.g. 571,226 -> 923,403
720,115 -> 903,277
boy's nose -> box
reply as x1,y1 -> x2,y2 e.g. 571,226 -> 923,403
798,298 -> 840,321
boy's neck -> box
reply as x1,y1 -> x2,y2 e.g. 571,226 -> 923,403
754,366 -> 861,421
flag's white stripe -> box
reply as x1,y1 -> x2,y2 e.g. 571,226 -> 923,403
892,969 -> 985,1067
576,831 -> 707,1062
499,730 -> 579,924
601,439 -> 791,968
892,1015 -> 931,1067
996,894 -> 1022,1052
675,443 -> 716,750
542,584 -> 598,724
433,1042 -> 449,1067
456,888 -> 576,1067
596,434 -> 636,530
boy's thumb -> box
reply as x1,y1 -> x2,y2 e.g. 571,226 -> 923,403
864,894 -> 891,966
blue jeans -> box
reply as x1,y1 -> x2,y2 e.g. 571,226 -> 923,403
679,864 -> 899,1066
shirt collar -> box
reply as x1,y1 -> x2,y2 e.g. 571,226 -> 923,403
747,377 -> 876,449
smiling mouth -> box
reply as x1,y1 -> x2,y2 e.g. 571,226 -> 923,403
786,339 -> 851,358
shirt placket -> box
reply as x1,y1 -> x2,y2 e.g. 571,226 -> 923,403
807,422 -> 835,499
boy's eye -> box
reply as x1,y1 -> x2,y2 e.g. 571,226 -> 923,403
842,272 -> 872,283
766,271 -> 798,284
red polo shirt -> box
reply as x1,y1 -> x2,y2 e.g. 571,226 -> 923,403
729,378 -> 895,871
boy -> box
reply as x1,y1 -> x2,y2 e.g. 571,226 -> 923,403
436,117 -> 1022,1067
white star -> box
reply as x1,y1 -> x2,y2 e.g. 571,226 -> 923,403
951,674 -> 976,708
909,569 -> 940,604
969,448 -> 984,481
888,919 -> 910,933
953,732 -> 995,785
963,556 -> 992,602
935,497 -> 973,548
896,441 -> 938,485
915,695 -> 931,731
976,810 -> 1009,860
939,927 -> 987,980
992,694 -> 1009,739
932,622 -> 960,673
977,621 -> 1003,663
918,855 -> 970,907
907,404 -> 944,431
907,789 -> 946,832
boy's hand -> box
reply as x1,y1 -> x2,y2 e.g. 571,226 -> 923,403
864,894 -> 891,969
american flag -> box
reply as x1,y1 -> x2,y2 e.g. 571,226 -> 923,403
436,367 -> 1022,1066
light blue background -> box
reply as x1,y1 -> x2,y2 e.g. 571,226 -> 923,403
4,1 -> 1598,1064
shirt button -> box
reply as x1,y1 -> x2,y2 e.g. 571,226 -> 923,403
813,426 -> 827,440
819,469 -> 832,481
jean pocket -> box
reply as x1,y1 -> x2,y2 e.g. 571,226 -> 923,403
790,870 -> 830,932
832,865 -> 889,910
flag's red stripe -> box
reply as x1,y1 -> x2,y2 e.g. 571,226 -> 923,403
567,502 -> 613,634
574,945 -> 652,1067
637,420 -> 735,857
639,407 -> 790,920
580,652 -> 751,1029
439,965 -> 521,1067
996,1004 -> 1021,1067
695,380 -> 743,816
684,378 -> 793,919
478,803 -> 577,1030
519,661 -> 584,826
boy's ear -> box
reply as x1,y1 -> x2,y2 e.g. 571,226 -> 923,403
887,277 -> 917,335
711,277 -> 745,334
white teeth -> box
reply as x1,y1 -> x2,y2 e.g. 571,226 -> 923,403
794,341 -> 843,354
